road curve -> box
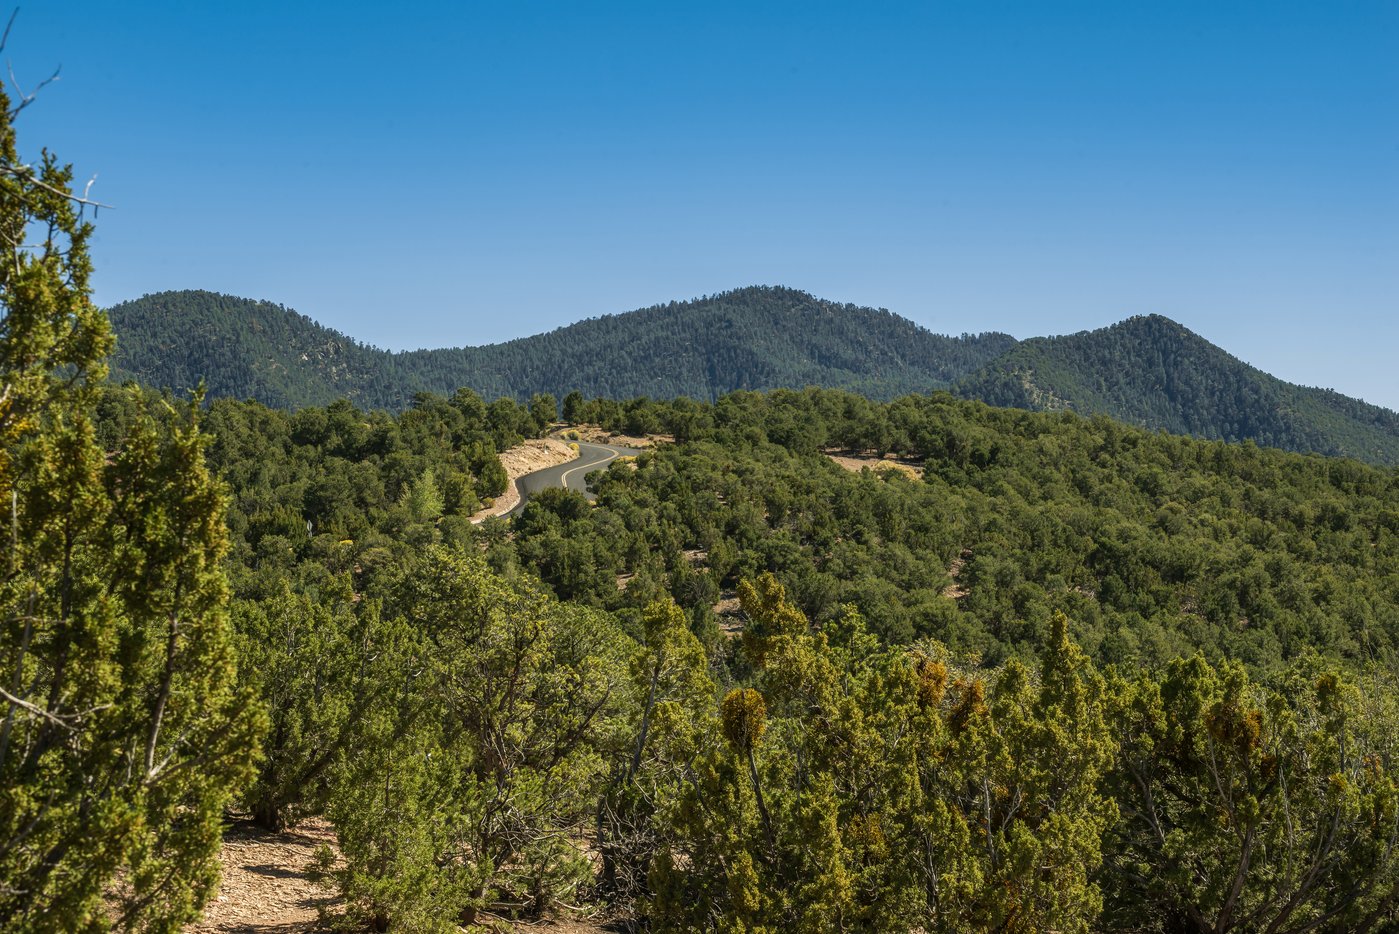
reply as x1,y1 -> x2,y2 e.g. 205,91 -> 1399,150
505,441 -> 641,518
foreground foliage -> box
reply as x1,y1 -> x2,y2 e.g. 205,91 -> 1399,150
0,85 -> 260,930
181,385 -> 1399,930
1106,658 -> 1399,932
318,547 -> 629,930
649,578 -> 1119,933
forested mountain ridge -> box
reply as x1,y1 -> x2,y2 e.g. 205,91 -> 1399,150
107,290 -> 385,409
953,314 -> 1399,464
108,287 -> 1399,464
108,286 -> 1015,409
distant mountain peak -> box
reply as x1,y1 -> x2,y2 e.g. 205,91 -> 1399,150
108,288 -> 1014,410
954,313 -> 1399,463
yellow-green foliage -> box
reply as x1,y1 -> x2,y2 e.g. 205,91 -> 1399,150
649,579 -> 1119,932
320,546 -> 631,929
1104,654 -> 1399,931
0,78 -> 261,931
721,689 -> 767,753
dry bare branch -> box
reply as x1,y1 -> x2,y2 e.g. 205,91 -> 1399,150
0,163 -> 112,209
6,58 -> 59,120
0,9 -> 16,57
0,685 -> 74,730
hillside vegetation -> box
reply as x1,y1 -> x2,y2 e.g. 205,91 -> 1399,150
956,313 -> 1399,463
533,389 -> 1399,672
177,386 -> 1399,931
109,288 -> 1399,465
108,287 -> 1014,409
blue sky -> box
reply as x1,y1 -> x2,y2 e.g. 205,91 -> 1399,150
10,1 -> 1398,407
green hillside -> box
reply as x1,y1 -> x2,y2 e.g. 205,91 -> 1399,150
954,314 -> 1399,464
107,290 -> 1399,465
107,287 -> 1015,409
106,291 -> 385,409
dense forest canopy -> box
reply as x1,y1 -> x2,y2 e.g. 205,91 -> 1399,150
522,389 -> 1399,672
14,344 -> 1399,929
176,385 -> 1399,931
955,313 -> 1399,464
106,287 -> 1399,464
107,287 -> 1014,409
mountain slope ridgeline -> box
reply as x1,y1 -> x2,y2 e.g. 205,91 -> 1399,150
108,287 -> 1014,410
107,288 -> 1399,465
953,314 -> 1399,464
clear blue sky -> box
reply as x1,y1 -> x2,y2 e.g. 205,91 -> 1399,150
10,1 -> 1399,408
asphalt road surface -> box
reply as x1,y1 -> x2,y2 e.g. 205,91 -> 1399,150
505,441 -> 640,518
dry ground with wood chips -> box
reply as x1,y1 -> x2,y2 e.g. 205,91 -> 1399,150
187,818 -> 335,932
189,819 -> 620,933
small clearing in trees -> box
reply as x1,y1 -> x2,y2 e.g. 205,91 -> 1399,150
824,450 -> 923,480
563,424 -> 672,448
191,820 -> 623,933
187,818 -> 336,932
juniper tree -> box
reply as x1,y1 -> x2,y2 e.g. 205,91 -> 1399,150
1104,655 -> 1399,932
0,66 -> 261,930
321,546 -> 630,929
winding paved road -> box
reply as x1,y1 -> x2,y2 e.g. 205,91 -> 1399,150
505,441 -> 640,518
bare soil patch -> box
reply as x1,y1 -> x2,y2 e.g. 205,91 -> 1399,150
941,550 -> 971,601
187,818 -> 337,933
714,590 -> 745,635
562,425 -> 672,449
191,818 -> 623,933
470,439 -> 580,523
503,919 -> 627,933
825,450 -> 923,480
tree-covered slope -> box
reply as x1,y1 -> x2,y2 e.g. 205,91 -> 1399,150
109,291 -> 1399,464
107,290 -> 387,409
181,384 -> 1399,930
954,314 -> 1399,464
108,287 -> 1016,409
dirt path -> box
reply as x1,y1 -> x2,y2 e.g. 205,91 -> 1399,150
187,819 -> 336,933
190,818 -> 623,933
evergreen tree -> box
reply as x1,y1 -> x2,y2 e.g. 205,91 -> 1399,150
0,70 -> 261,930
1104,656 -> 1399,932
321,547 -> 630,928
598,598 -> 715,899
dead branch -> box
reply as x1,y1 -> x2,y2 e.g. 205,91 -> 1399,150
6,58 -> 59,120
0,162 -> 112,209
1,10 -> 63,121
0,685 -> 74,730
